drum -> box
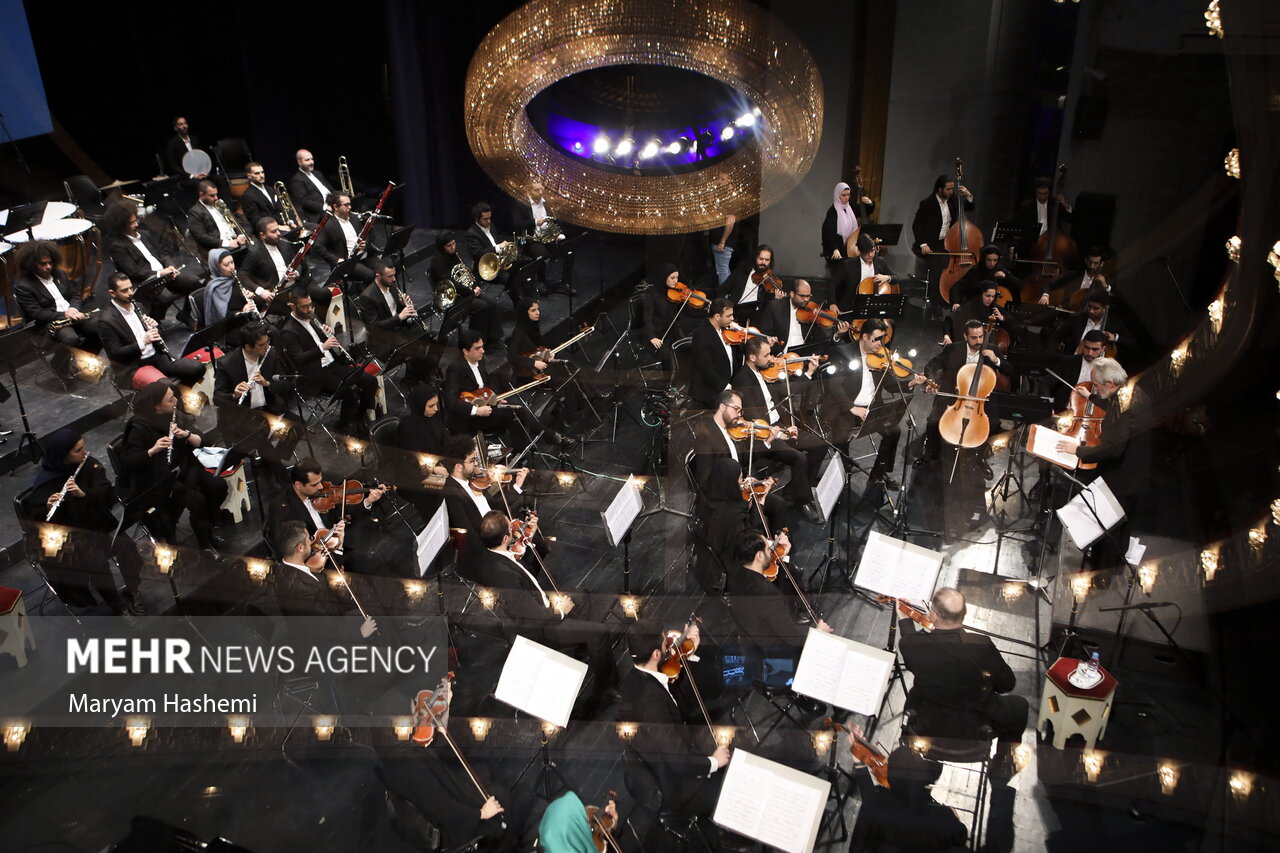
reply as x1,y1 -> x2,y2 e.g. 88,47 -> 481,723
181,149 -> 213,177
5,217 -> 101,301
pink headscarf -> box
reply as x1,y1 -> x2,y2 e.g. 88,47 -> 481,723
833,182 -> 858,241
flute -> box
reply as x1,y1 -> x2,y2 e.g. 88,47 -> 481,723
166,407 -> 177,464
237,345 -> 271,405
46,458 -> 87,521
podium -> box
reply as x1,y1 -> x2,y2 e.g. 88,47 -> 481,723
1036,656 -> 1118,750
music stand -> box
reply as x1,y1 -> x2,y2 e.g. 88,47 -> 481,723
550,233 -> 588,311
381,226 -> 417,281
181,320 -> 228,359
601,475 -> 645,594
847,293 -> 906,320
323,257 -> 362,289
859,223 -> 903,247
990,221 -> 1035,248
0,328 -> 42,468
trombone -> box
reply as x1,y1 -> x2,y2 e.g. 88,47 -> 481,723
215,199 -> 255,246
274,181 -> 309,237
338,156 -> 354,197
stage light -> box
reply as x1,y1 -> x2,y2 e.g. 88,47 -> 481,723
848,360 -> 860,372
811,731 -> 832,756
126,718 -> 151,748
1082,750 -> 1104,782
1224,148 -> 1240,178
1137,562 -> 1158,594
1225,235 -> 1241,263
1169,341 -> 1190,377
244,559 -> 270,584
38,524 -> 68,558
1271,498 -> 1280,525
619,595 -> 641,619
715,726 -> 736,746
616,722 -> 637,741
313,717 -> 335,741
1070,575 -> 1091,600
1229,770 -> 1253,800
1249,522 -> 1267,554
720,127 -> 735,142
907,348 -> 918,358
1268,241 -> 1280,289
471,718 -> 492,741
542,721 -> 560,738
571,141 -> 583,153
614,138 -> 634,157
404,580 -> 427,602
154,543 -> 177,574
478,588 -> 497,610
1205,0 -> 1223,38
1013,743 -> 1033,772
639,139 -> 660,159
1208,297 -> 1224,333
393,718 -> 413,740
1158,762 -> 1179,795
1200,546 -> 1220,582
4,724 -> 29,752
228,717 -> 250,744
665,140 -> 682,154
733,112 -> 756,128
592,135 -> 611,155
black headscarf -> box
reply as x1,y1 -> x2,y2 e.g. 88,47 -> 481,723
656,262 -> 679,287
131,379 -> 174,430
435,230 -> 460,263
510,297 -> 542,347
32,428 -> 82,490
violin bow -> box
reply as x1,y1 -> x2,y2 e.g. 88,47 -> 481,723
494,475 -> 565,612
670,625 -> 717,742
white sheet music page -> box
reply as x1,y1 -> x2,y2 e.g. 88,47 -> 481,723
854,531 -> 944,603
494,635 -> 588,728
714,750 -> 830,853
815,453 -> 843,521
1027,423 -> 1079,469
601,475 -> 644,547
415,502 -> 450,578
1056,477 -> 1127,551
792,629 -> 895,716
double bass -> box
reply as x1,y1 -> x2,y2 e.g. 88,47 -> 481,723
844,165 -> 874,258
937,157 -> 984,305
1020,164 -> 1079,303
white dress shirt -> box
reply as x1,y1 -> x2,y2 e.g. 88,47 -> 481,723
860,257 -> 876,281
785,306 -> 805,349
1077,358 -> 1094,385
266,243 -> 288,281
452,475 -> 492,516
1036,199 -> 1049,235
338,217 -> 358,255
305,171 -> 330,205
530,198 -> 548,223
740,276 -> 761,305
114,301 -> 154,359
39,276 -> 70,313
715,422 -> 740,462
128,234 -> 164,274
718,336 -> 734,389
853,362 -> 878,407
203,202 -> 236,245
479,225 -> 499,250
295,315 -> 334,367
937,196 -> 952,240
283,560 -> 319,582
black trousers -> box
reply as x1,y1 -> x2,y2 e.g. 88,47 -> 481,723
46,314 -> 102,353
147,465 -> 229,549
439,291 -> 501,345
305,362 -> 379,424
138,352 -> 207,386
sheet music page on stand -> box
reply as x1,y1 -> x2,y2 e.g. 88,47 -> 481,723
815,454 -> 843,521
495,635 -> 588,728
854,531 -> 944,603
792,629 -> 895,716
1027,423 -> 1079,469
714,750 -> 829,853
1056,477 -> 1126,551
415,503 -> 449,578
602,475 -> 644,547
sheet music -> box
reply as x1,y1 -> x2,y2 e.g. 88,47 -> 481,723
415,503 -> 450,578
714,750 -> 830,853
1056,477 -> 1126,551
815,453 -> 843,521
601,475 -> 644,547
854,531 -> 944,603
1027,423 -> 1079,469
792,629 -> 895,716
494,635 -> 588,728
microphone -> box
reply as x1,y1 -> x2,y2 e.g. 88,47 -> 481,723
271,374 -> 304,382
364,212 -> 394,221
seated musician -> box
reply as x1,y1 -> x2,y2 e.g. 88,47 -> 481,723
644,263 -> 697,367
313,191 -> 375,292
99,273 -> 204,386
689,298 -> 742,409
212,320 -> 296,468
1043,245 -> 1106,306
267,458 -> 385,568
203,248 -> 268,327
271,521 -> 377,639
724,529 -> 832,654
239,216 -> 329,316
1048,291 -> 1132,363
510,179 -> 573,295
719,243 -> 783,324
945,282 -> 1022,346
539,792 -> 616,852
826,318 -> 924,491
443,329 -> 529,444
238,162 -> 285,232
429,230 -> 502,345
278,286 -> 379,437
832,234 -> 896,308
507,298 -> 584,440
354,258 -> 432,380
19,428 -> 146,619
288,149 -> 336,221
731,337 -> 823,523
918,319 -> 1010,466
463,202 -> 521,301
897,587 -> 1028,745
186,180 -> 249,254
848,743 -> 969,851
619,621 -> 731,821
118,380 -> 228,552
441,435 -> 530,568
950,244 -> 1022,310
103,202 -> 202,325
383,385 -> 450,522
754,279 -> 834,355
13,240 -> 101,366
1051,330 -> 1107,410
465,510 -> 567,623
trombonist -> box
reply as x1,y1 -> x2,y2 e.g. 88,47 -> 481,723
186,180 -> 249,253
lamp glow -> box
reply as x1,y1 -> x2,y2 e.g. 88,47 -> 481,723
1201,546 -> 1220,582
126,718 -> 150,747
812,730 -> 832,755
4,724 -> 29,752
1225,235 -> 1241,263
245,559 -> 270,584
616,722 -> 638,741
715,726 -> 736,746
154,543 -> 177,574
1082,750 -> 1104,782
1137,563 -> 1158,594
471,718 -> 492,741
1224,148 -> 1240,179
720,127 -> 734,142
394,718 -> 414,740
38,524 -> 68,558
1169,342 -> 1190,377
592,136 -> 611,155
1229,770 -> 1253,800
313,717 -> 335,741
228,717 -> 249,743
1158,762 -> 1179,795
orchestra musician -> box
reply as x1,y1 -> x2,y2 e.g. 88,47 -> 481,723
238,162 -> 285,230
203,248 -> 268,327
163,116 -> 206,179
429,230 -> 502,345
753,278 -> 831,354
950,244 -> 1022,311
946,282 -> 1022,347
313,192 -> 375,291
99,273 -> 204,386
239,216 -> 329,315
918,319 -> 1010,469
821,180 -> 874,294
19,428 -> 146,620
383,384 -> 450,522
266,458 -> 386,571
911,173 -> 975,308
1015,176 -> 1073,240
13,240 -> 101,364
443,330 -> 529,442
278,287 -> 380,436
848,744 -> 969,851
441,435 -> 530,567
271,520 -> 378,639
289,148 -> 336,220
510,179 -> 574,296
465,510 -> 566,623
724,528 -> 832,653
463,202 -> 522,301
186,180 -> 248,253
1043,245 -> 1107,306
103,202 -> 203,325
117,380 -> 228,552
689,297 -> 742,409
354,257 -> 431,375
619,621 -> 731,821
1049,291 -> 1128,360
837,234 -> 895,308
212,320 -> 295,466
1051,330 -> 1108,410
506,298 -> 585,440
718,243 -> 782,325
644,263 -> 697,366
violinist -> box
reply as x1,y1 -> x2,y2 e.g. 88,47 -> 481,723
848,744 -> 969,852
538,791 -> 617,853
950,244 -> 1022,310
724,529 -> 832,662
731,338 -> 824,524
620,621 -> 731,822
267,458 -> 386,564
644,263 -> 695,365
692,391 -> 787,548
918,320 -> 1009,468
465,510 -> 565,622
754,278 -> 831,353
441,435 -> 531,566
271,521 -> 379,638
1043,246 -> 1107,306
1048,291 -> 1141,366
689,298 -> 741,409
719,244 -> 783,324
945,283 -> 1022,347
911,174 -> 975,308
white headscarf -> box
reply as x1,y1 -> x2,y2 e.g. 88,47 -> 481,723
833,182 -> 858,241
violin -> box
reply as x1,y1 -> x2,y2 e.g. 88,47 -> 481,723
825,718 -> 890,788
469,467 -> 515,493
864,350 -> 938,391
937,157 -> 985,305
760,353 -> 827,382
750,269 -> 785,295
762,526 -> 790,582
795,300 -> 848,328
411,672 -> 454,747
586,791 -> 622,852
739,475 -> 775,503
659,620 -> 701,681
665,280 -> 710,310
1061,380 -> 1103,470
727,418 -> 773,442
721,323 -> 773,346
508,510 -> 539,559
877,595 -> 935,631
310,479 -> 391,513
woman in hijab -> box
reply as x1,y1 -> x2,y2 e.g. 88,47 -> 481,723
202,248 -> 258,326
428,229 -> 502,344
19,428 -> 146,617
387,384 -> 450,521
118,379 -> 228,551
821,180 -> 875,296
537,791 -> 616,853
643,262 -> 691,368
507,298 -> 588,439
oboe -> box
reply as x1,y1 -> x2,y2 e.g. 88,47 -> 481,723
46,458 -> 88,521
238,345 -> 271,405
167,406 -> 177,464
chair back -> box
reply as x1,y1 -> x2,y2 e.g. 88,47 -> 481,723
188,286 -> 206,329
212,138 -> 253,177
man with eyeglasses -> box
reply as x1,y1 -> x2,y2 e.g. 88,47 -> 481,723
313,192 -> 375,292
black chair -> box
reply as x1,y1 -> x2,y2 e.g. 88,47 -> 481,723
212,138 -> 253,181
901,709 -> 996,850
367,415 -> 400,483
64,175 -> 106,222
622,746 -> 710,851
188,286 -> 207,330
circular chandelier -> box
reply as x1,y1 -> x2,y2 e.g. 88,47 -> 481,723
464,0 -> 824,235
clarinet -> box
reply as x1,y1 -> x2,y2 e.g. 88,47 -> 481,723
46,458 -> 88,521
315,320 -> 352,363
135,304 -> 169,355
235,274 -> 263,319
394,285 -> 430,333
238,346 -> 271,405
167,406 -> 177,465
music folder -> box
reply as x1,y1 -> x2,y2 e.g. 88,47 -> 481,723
1026,423 -> 1079,469
714,750 -> 830,853
792,629 -> 895,716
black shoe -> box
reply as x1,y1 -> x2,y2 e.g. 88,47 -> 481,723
871,471 -> 901,491
794,694 -> 825,717
981,462 -> 994,479
122,589 -> 147,617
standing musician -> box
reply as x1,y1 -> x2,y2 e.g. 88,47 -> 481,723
443,330 -> 527,442
836,234 -> 895,308
212,321 -> 295,466
271,521 -> 378,638
186,180 -> 249,253
826,318 -> 926,492
278,287 -> 379,436
911,173 -> 975,308
99,273 -> 204,386
239,216 -> 329,315
724,529 -> 833,652
238,162 -> 285,230
946,282 -> 1022,348
1015,176 -> 1073,240
919,319 -> 1010,470
163,116 -> 206,179
103,202 -> 203,324
1058,357 -> 1143,490
13,241 -> 101,360
463,202 -> 521,301
313,192 -> 375,291
117,380 -> 228,551
289,149 -> 336,220
731,337 -> 824,523
441,435 -> 531,567
950,244 -> 1022,311
689,297 -> 742,409
620,621 -> 731,821
821,180 -> 874,294
19,429 -> 146,619
719,243 -> 783,325
429,230 -> 502,345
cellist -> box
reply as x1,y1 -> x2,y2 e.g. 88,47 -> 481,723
911,173 -> 975,308
918,320 -> 1009,471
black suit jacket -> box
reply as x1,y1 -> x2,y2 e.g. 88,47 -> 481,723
898,624 -> 1015,715
724,565 -> 808,649
731,364 -> 787,426
289,168 -> 334,219
213,346 -> 287,414
265,488 -> 365,547
618,665 -> 711,791
187,202 -> 246,252
98,304 -> 152,364
836,254 -> 894,307
462,223 -> 505,272
466,547 -> 562,623
108,232 -> 179,286
442,476 -> 489,567
15,272 -> 83,328
239,240 -> 305,291
510,197 -> 553,235
164,133 -> 203,176
924,342 -> 1008,395
1014,197 -> 1071,234
910,193 -> 974,254
442,356 -> 501,434
952,262 -> 1021,307
272,561 -> 349,618
689,321 -> 738,407
278,314 -> 345,375
313,215 -> 361,267
239,182 -> 283,232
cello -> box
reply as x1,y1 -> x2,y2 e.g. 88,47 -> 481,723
937,326 -> 998,481
937,157 -> 984,305
1020,164 -> 1078,303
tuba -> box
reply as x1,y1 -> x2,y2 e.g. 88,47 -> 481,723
215,199 -> 255,246
477,242 -> 518,282
338,156 -> 353,197
274,181 -> 309,237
